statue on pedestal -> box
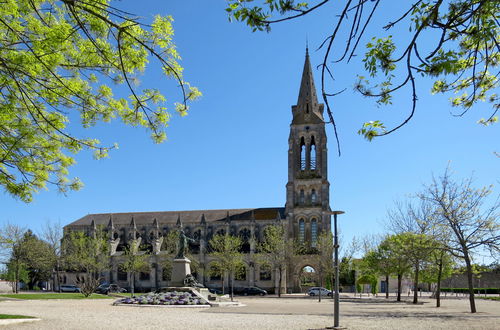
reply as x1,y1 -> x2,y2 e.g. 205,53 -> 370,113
175,229 -> 195,259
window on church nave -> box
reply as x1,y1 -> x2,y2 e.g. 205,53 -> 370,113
311,189 -> 317,204
311,219 -> 318,248
299,190 -> 305,205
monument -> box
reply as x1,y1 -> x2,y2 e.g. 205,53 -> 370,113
170,227 -> 195,287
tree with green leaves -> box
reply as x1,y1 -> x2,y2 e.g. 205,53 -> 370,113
120,241 -> 150,296
208,233 -> 244,302
397,232 -> 438,304
157,230 -> 178,284
419,169 -> 500,313
0,223 -> 26,293
362,245 -> 394,299
420,247 -> 454,308
226,1 -> 500,150
15,230 -> 55,290
1,0 -> 200,202
258,224 -> 294,297
1,261 -> 29,293
62,228 -> 109,297
377,234 -> 412,302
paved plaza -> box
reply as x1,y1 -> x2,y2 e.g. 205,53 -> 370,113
1,294 -> 499,329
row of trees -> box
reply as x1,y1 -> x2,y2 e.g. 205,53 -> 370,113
0,219 -> 337,301
357,169 -> 499,313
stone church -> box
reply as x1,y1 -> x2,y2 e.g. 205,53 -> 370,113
64,49 -> 332,293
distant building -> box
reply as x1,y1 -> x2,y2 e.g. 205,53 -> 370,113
63,49 -> 333,293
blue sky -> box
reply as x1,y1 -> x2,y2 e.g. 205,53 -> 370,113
2,1 -> 499,261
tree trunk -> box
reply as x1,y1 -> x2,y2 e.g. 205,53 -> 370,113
230,271 -> 234,302
221,275 -> 225,295
278,267 -> 282,298
15,262 -> 19,294
331,274 -> 335,299
385,274 -> 389,299
464,254 -> 477,313
436,252 -> 443,308
413,263 -> 419,304
130,272 -> 135,296
397,274 -> 402,302
55,263 -> 61,293
318,274 -> 322,302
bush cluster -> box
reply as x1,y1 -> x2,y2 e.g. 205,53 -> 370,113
441,288 -> 500,294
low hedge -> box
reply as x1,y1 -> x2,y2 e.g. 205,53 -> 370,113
441,288 -> 500,294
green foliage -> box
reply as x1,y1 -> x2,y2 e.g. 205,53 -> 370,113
441,288 -> 500,294
119,240 -> 151,296
13,230 -> 55,289
258,224 -> 294,296
0,293 -> 112,300
0,0 -> 201,202
62,227 -> 109,297
0,314 -> 36,319
208,234 -> 244,279
227,0 -> 500,140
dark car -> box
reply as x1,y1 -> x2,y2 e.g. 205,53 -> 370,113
58,285 -> 81,293
95,284 -> 127,294
208,287 -> 223,295
241,287 -> 267,296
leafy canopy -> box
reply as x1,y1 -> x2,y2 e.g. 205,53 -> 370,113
1,0 -> 200,202
226,0 -> 500,148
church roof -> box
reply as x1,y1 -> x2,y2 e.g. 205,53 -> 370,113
66,207 -> 285,228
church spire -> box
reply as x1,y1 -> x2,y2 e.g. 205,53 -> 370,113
292,48 -> 324,124
297,48 -> 318,109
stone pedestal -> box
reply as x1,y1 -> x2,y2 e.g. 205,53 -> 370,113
170,257 -> 191,287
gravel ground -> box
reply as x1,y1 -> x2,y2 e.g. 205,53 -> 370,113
0,294 -> 499,329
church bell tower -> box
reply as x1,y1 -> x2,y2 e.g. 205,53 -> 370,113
285,48 -> 331,247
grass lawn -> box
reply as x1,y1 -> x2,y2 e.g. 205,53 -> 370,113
479,297 -> 500,301
0,293 -> 113,300
0,314 -> 35,319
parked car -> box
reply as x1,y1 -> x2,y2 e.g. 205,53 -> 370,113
241,287 -> 267,296
307,287 -> 332,297
58,285 -> 81,293
95,284 -> 127,294
208,287 -> 223,295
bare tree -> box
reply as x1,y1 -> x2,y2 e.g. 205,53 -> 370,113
419,169 -> 500,313
40,220 -> 63,292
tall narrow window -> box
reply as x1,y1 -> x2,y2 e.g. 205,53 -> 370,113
311,189 -> 317,205
299,190 -> 305,205
310,136 -> 316,170
311,219 -> 318,248
299,219 -> 305,243
300,137 -> 306,170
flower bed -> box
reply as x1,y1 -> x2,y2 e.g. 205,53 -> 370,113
115,291 -> 208,306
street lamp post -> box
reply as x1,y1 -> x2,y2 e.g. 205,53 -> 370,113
327,210 -> 345,329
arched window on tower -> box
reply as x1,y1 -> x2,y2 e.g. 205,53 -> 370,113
311,219 -> 318,248
300,137 -> 306,170
299,219 -> 305,243
310,136 -> 316,170
311,189 -> 317,205
299,190 -> 305,205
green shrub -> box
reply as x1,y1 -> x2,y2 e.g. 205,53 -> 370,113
441,288 -> 499,294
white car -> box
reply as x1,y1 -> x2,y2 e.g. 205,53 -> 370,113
307,287 -> 332,296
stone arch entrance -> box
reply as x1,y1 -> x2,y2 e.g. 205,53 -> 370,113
297,265 -> 318,293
